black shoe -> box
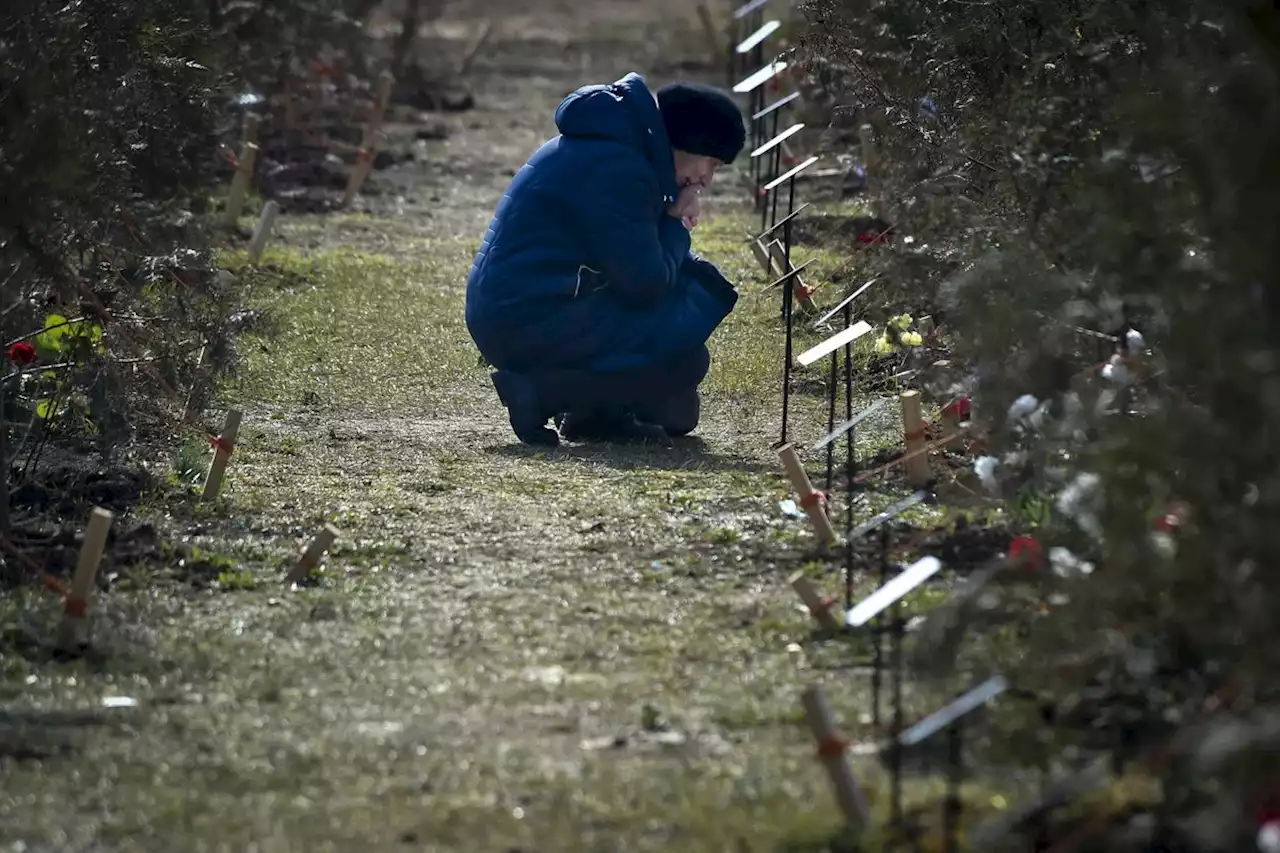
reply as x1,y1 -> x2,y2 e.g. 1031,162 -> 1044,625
633,390 -> 700,438
491,370 -> 559,447
556,409 -> 668,444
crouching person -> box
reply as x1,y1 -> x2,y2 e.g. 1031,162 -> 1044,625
464,73 -> 745,447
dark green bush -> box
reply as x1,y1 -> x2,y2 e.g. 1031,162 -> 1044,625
0,0 -> 389,531
802,0 -> 1280,846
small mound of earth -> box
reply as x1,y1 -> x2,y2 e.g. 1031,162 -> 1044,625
916,516 -> 1012,571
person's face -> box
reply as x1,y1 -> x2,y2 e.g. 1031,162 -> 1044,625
672,150 -> 723,189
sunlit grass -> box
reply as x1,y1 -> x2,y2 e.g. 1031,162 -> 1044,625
219,242 -> 485,414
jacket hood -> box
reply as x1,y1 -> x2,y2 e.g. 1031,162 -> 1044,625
554,72 -> 679,202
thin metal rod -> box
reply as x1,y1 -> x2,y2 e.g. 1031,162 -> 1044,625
758,202 -> 811,240
825,350 -> 837,493
752,91 -> 800,120
779,175 -> 795,322
872,526 -> 888,728
890,579 -> 905,827
779,208 -> 795,446
943,723 -> 964,852
843,300 -> 855,610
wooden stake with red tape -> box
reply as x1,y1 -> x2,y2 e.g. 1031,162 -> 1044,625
939,395 -> 971,441
899,390 -> 932,487
222,142 -> 259,228
768,239 -> 818,312
202,409 -> 242,500
342,133 -> 386,207
801,685 -> 873,829
285,523 -> 341,586
55,507 -> 114,653
789,571 -> 842,631
778,443 -> 837,544
343,69 -> 395,206
750,236 -> 776,276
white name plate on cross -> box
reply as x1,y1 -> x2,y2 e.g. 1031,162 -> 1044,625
797,321 -> 873,366
846,555 -> 943,627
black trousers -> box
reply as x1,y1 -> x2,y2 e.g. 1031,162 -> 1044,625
524,344 -> 709,434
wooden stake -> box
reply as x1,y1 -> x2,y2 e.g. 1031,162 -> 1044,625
769,240 -> 818,312
750,237 -> 776,275
899,390 -> 932,487
342,135 -> 384,206
859,122 -> 878,217
801,686 -> 873,829
778,443 -> 837,543
55,507 -> 114,652
696,4 -> 721,62
285,84 -> 300,130
360,70 -> 396,148
222,142 -> 259,228
343,68 -> 395,209
940,412 -> 960,441
247,200 -> 280,264
457,19 -> 494,76
202,409 -> 242,500
243,112 -> 260,146
286,523 -> 341,585
789,571 -> 842,631
859,123 -> 876,179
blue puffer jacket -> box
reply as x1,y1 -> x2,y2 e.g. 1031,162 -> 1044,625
464,72 -> 739,374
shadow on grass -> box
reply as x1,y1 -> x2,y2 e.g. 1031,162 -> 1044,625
488,435 -> 777,475
0,707 -> 118,761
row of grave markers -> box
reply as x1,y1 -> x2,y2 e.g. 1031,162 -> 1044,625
16,69 -> 397,657
18,410 -> 342,657
711,2 -> 1165,849
220,68 -> 398,265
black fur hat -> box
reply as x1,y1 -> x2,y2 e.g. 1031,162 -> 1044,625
656,82 -> 746,164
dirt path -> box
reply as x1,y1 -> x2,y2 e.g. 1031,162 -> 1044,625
1,4 -> 934,851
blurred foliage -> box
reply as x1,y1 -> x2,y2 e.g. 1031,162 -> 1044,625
1,0 -> 235,479
800,0 -> 1280,847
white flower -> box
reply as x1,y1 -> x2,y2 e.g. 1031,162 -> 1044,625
1057,472 -> 1106,542
974,456 -> 999,492
1048,546 -> 1095,577
1258,821 -> 1280,853
1001,450 -> 1028,468
1028,400 -> 1053,429
1125,328 -> 1146,352
1007,394 -> 1039,421
1150,531 -> 1177,560
1057,472 -> 1102,514
1101,357 -> 1130,385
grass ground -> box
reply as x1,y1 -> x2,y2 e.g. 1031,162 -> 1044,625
0,3 -> 1018,851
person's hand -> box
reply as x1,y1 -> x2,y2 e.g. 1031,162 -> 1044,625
666,183 -> 702,224
682,192 -> 700,230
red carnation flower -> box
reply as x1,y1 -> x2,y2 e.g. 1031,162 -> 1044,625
1009,535 -> 1043,567
7,342 -> 36,367
942,397 -> 972,422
